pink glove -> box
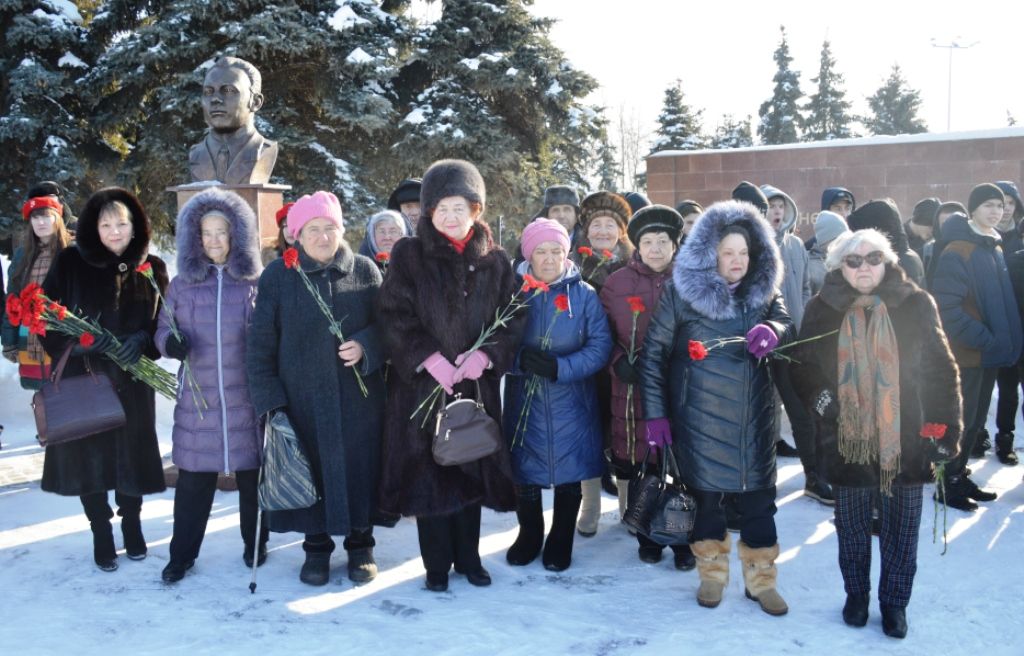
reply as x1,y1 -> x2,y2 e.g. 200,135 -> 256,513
746,324 -> 779,359
647,417 -> 673,450
454,349 -> 491,382
422,352 -> 457,394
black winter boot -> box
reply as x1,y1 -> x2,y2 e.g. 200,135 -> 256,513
962,475 -> 997,502
842,592 -> 869,627
995,432 -> 1019,466
117,495 -> 147,560
344,530 -> 378,584
506,491 -> 544,566
937,475 -> 978,512
803,472 -> 835,506
161,559 -> 194,583
243,543 -> 268,568
91,521 -> 118,572
671,544 -> 696,571
299,535 -> 334,586
881,605 -> 908,639
971,429 -> 991,458
543,485 -> 583,572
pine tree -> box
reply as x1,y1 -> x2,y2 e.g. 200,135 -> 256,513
711,115 -> 754,149
594,128 -> 620,192
650,80 -> 706,152
803,39 -> 856,141
0,1 -> 101,246
863,65 -> 927,135
757,26 -> 803,145
391,0 -> 601,250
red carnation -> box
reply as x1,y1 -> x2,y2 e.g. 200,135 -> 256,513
19,282 -> 42,304
79,332 -> 95,348
554,294 -> 570,313
522,273 -> 550,293
920,423 -> 948,439
688,340 -> 708,361
577,246 -> 593,258
48,302 -> 67,321
5,294 -> 22,327
375,252 -> 390,263
136,262 -> 153,274
627,296 -> 645,314
29,319 -> 46,337
602,249 -> 614,260
283,247 -> 300,269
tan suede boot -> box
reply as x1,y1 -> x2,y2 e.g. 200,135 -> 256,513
690,534 -> 731,608
576,477 -> 602,537
738,541 -> 788,616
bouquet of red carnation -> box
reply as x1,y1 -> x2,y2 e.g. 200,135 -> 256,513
510,293 -> 570,447
137,263 -> 207,417
576,246 -> 615,284
5,283 -> 178,400
283,247 -> 368,397
411,273 -> 550,426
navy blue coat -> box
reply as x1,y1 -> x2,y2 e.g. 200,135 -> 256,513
503,264 -> 612,486
640,201 -> 793,493
931,215 -> 1022,370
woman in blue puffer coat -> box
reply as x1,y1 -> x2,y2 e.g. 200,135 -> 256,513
155,187 -> 267,583
503,219 -> 612,572
640,200 -> 793,616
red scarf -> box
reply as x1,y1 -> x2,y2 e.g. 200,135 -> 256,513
444,227 -> 475,254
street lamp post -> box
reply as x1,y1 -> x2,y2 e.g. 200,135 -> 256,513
931,38 -> 979,132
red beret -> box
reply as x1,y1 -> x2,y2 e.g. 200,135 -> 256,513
275,202 -> 294,227
22,196 -> 63,220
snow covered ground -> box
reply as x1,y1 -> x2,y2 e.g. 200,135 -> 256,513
2,249 -> 1024,655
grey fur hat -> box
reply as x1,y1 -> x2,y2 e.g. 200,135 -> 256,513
543,185 -> 579,210
420,159 -> 486,215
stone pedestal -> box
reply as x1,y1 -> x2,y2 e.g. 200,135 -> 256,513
167,182 -> 291,249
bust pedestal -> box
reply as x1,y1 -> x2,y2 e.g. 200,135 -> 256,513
167,181 -> 291,249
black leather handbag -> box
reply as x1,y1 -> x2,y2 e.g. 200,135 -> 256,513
432,381 -> 501,466
258,411 -> 319,511
625,447 -> 696,545
32,345 -> 126,447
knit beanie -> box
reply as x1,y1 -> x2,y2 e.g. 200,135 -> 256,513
731,181 -> 768,215
911,197 -> 941,226
521,218 -> 570,260
968,183 -> 1005,216
814,211 -> 850,246
288,191 -> 344,238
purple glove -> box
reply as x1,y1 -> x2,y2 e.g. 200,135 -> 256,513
422,352 -> 457,394
454,349 -> 491,382
647,417 -> 673,450
746,324 -> 779,359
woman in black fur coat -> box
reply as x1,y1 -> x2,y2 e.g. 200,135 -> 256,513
377,160 -> 523,593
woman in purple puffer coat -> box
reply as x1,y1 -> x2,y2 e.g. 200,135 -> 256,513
156,187 -> 266,583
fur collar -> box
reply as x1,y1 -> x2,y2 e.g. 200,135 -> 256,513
672,200 -> 783,320
819,265 -> 918,312
417,216 -> 499,264
75,187 -> 151,269
175,187 -> 262,283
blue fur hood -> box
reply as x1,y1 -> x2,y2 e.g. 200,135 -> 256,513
673,200 -> 783,320
175,187 -> 263,283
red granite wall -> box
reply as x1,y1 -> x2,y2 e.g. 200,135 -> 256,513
646,132 -> 1024,240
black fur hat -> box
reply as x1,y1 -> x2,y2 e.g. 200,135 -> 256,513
420,160 -> 486,215
628,205 -> 684,246
387,178 -> 422,210
675,200 -> 704,217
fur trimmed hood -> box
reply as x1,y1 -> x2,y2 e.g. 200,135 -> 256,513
75,187 -> 151,268
673,200 -> 783,320
175,187 -> 262,283
760,184 -> 798,236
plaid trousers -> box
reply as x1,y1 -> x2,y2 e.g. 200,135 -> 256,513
834,485 -> 923,608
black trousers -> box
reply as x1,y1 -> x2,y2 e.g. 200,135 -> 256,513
834,485 -> 922,608
773,360 -> 819,476
168,469 -> 267,563
996,363 -> 1024,434
950,367 -> 995,476
690,487 -> 777,548
415,503 -> 482,574
81,491 -> 142,523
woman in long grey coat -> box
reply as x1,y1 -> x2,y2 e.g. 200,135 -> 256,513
156,187 -> 267,583
247,191 -> 386,586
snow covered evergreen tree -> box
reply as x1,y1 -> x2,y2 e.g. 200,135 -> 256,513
594,129 -> 620,192
803,39 -> 856,141
650,80 -> 706,152
0,0 -> 99,247
863,64 -> 927,135
711,114 -> 754,149
84,0 -> 409,237
757,26 -> 803,145
391,0 -> 600,249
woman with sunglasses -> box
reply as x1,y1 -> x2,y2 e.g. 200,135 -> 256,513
790,228 -> 961,639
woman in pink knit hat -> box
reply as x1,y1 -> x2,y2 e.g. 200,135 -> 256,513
247,190 -> 388,587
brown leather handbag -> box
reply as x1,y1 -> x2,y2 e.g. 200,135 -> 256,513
32,345 -> 127,447
432,381 -> 501,466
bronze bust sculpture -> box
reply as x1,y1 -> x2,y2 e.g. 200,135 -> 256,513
189,56 -> 278,185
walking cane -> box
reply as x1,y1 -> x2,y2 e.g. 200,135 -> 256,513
249,502 -> 262,593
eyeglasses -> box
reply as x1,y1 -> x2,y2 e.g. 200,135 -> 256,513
843,251 -> 885,269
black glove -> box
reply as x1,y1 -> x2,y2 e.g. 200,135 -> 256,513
112,331 -> 150,365
165,333 -> 190,361
70,331 -> 115,356
813,389 -> 839,421
520,348 -> 558,381
613,355 -> 641,385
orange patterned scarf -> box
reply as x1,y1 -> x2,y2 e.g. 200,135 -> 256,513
836,295 -> 901,495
